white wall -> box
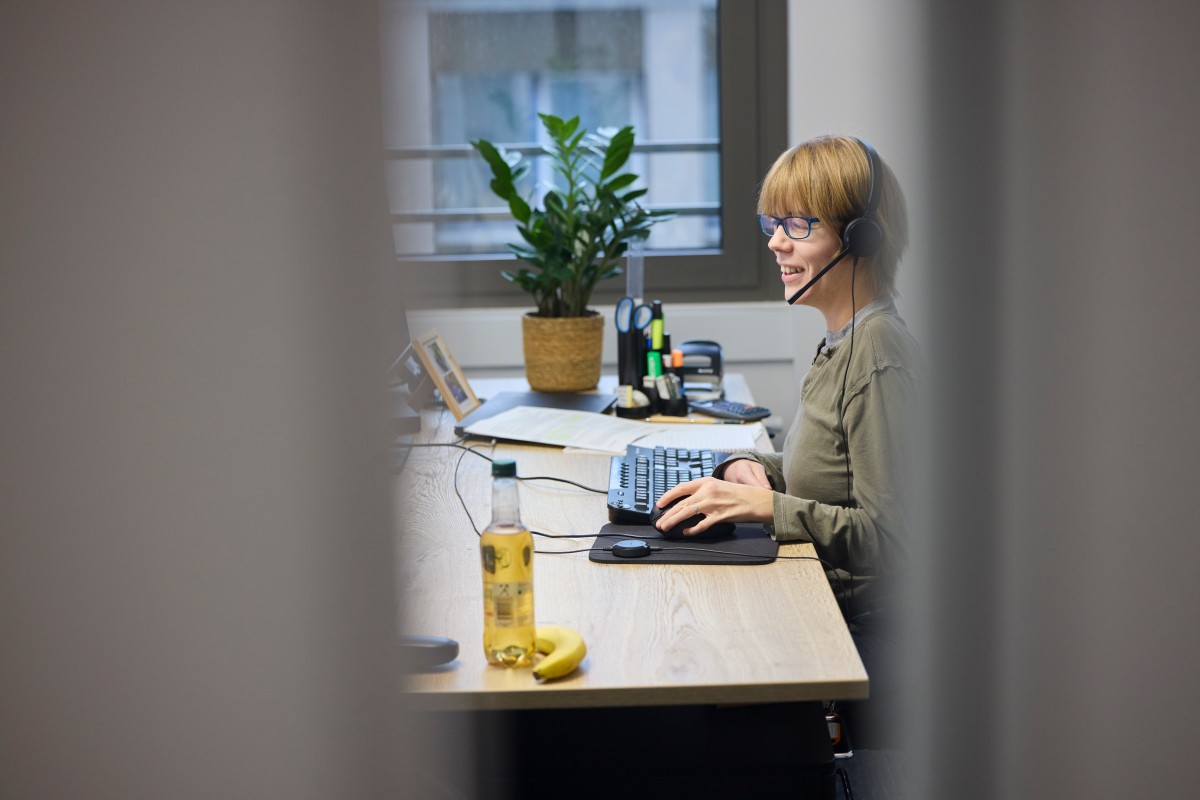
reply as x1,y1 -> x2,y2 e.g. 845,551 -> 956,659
784,0 -> 931,380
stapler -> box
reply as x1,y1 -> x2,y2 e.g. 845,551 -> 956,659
678,339 -> 724,400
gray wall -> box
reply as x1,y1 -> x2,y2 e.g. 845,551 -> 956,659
1,2 -> 407,797
789,2 -> 1200,796
913,1 -> 1200,797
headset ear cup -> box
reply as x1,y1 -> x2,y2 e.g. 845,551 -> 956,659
843,217 -> 883,258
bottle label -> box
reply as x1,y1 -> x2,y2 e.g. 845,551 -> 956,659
489,582 -> 533,627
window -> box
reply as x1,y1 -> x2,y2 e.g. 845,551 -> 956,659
381,0 -> 786,309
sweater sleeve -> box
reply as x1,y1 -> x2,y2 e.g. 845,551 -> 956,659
770,365 -> 916,575
712,451 -> 785,490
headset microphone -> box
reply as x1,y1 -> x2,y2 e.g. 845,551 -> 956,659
785,246 -> 852,305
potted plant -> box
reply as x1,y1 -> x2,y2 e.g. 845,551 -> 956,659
472,113 -> 672,392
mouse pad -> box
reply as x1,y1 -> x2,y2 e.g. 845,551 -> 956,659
588,522 -> 778,565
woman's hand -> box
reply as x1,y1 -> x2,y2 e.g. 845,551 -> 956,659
654,476 -> 774,537
720,458 -> 772,489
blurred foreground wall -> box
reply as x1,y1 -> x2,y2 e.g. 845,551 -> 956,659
913,1 -> 1200,797
1,2 -> 411,796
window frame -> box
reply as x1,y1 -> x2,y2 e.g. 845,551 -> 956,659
392,0 -> 788,310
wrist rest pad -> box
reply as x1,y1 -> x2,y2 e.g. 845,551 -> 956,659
588,522 -> 778,565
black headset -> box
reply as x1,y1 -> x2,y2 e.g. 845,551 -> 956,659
841,138 -> 884,258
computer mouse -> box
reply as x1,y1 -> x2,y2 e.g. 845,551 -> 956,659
650,496 -> 736,540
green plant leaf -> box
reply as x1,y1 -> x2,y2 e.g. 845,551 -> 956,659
600,126 -> 635,180
543,190 -> 570,222
561,115 -> 580,141
566,128 -> 586,154
472,139 -> 511,180
489,177 -> 514,199
604,172 -> 638,192
508,195 -> 531,223
538,112 -> 564,138
475,115 -> 672,317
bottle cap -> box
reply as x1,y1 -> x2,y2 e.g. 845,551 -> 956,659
491,458 -> 516,478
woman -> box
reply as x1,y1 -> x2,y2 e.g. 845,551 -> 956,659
655,134 -> 920,745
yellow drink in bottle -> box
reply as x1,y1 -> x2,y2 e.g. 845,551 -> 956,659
480,459 -> 535,666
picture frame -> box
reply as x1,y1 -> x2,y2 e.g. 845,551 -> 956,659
410,329 -> 481,421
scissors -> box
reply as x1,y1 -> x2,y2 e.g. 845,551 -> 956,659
615,297 -> 652,386
614,296 -> 653,333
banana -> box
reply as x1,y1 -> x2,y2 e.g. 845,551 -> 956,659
532,625 -> 587,681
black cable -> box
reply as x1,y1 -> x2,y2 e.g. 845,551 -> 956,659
531,530 -> 628,540
440,439 -> 605,543
836,766 -> 855,799
452,441 -> 482,536
394,441 -> 606,493
520,475 -> 606,494
837,257 -> 857,504
834,257 -> 859,622
412,438 -> 854,606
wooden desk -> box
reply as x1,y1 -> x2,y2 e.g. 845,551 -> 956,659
396,376 -> 867,711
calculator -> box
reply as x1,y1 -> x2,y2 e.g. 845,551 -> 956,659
688,398 -> 772,422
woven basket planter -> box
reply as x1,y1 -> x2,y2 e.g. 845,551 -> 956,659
521,311 -> 604,392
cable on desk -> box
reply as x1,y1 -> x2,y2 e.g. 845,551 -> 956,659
443,440 -> 600,545
451,438 -> 483,535
393,441 -> 606,493
408,441 -> 853,613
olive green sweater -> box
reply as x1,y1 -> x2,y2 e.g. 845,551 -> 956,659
714,303 -> 922,615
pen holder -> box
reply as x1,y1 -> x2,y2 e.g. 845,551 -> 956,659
641,377 -> 662,414
662,396 -> 689,417
614,384 -> 652,419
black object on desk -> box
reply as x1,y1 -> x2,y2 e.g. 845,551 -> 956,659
454,390 -> 617,435
651,495 -> 737,539
615,296 -> 653,387
399,635 -> 459,671
588,524 -> 778,564
606,444 -> 729,524
678,339 -> 722,384
689,398 -> 772,422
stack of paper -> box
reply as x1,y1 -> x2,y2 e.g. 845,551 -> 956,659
462,406 -> 763,454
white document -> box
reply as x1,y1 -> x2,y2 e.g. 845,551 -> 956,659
462,406 -> 650,454
633,423 -> 764,452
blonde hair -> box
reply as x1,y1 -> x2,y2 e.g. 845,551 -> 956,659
758,135 -> 908,297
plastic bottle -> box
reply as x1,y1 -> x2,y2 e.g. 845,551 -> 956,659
480,458 -> 535,666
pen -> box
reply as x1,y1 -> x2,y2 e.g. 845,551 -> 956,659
647,351 -> 662,378
645,414 -> 743,425
650,300 -> 663,350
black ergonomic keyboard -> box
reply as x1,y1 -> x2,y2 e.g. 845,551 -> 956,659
607,444 -> 728,524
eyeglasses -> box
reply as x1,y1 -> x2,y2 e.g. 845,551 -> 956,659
758,214 -> 820,240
